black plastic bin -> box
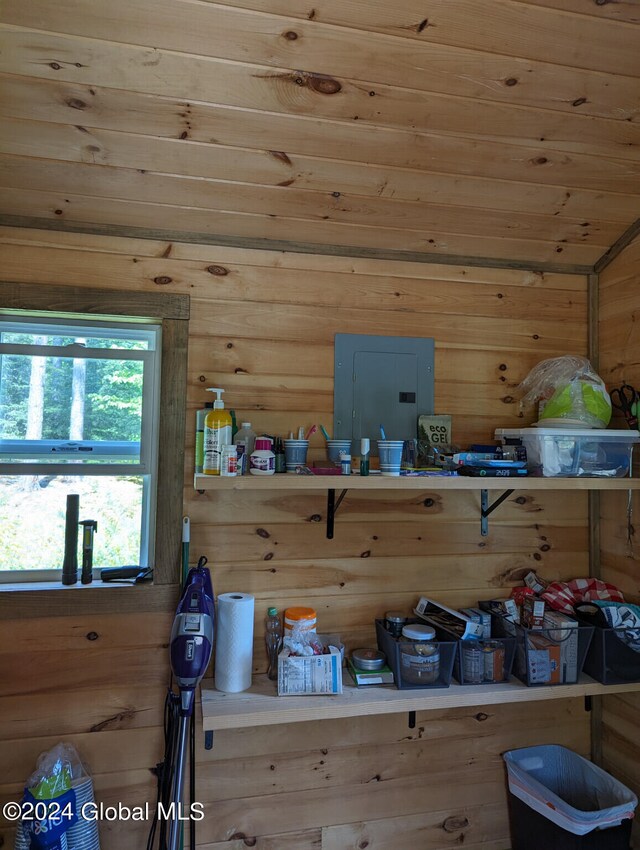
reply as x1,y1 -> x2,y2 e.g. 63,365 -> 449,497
503,745 -> 637,850
507,791 -> 632,850
375,619 -> 456,689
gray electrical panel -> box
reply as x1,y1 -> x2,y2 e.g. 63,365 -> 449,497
334,334 -> 435,450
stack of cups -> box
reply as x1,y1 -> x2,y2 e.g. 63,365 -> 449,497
283,439 -> 309,473
326,439 -> 352,465
377,440 -> 405,476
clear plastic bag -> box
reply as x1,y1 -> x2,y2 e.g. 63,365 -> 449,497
504,745 -> 637,835
27,743 -> 86,800
518,356 -> 612,428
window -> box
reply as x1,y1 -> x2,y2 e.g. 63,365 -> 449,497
0,314 -> 161,581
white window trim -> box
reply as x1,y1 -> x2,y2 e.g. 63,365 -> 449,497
0,316 -> 161,582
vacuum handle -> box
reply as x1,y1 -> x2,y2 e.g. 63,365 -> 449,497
61,494 -> 79,585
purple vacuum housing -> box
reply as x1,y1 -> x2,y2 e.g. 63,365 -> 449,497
169,565 -> 215,716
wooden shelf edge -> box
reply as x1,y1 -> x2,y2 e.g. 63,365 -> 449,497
194,474 -> 640,492
200,675 -> 640,731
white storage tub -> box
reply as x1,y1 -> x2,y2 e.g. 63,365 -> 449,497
495,428 -> 640,478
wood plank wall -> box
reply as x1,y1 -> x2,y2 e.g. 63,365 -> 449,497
0,226 -> 593,849
598,234 -> 640,848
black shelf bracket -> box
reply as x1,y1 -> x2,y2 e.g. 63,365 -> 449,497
327,488 -> 349,539
480,488 -> 515,536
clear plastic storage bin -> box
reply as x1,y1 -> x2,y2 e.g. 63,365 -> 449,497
495,428 -> 639,478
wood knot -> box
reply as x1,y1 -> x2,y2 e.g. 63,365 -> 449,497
86,631 -> 99,641
358,841 -> 369,850
199,375 -> 206,382
54,209 -> 63,215
309,514 -> 322,522
50,62 -> 61,70
153,276 -> 172,285
539,543 -> 551,551
515,496 -> 526,505
534,157 -> 548,165
263,552 -> 274,560
206,265 -> 229,276
283,30 -> 298,40
66,97 -> 87,110
305,73 -> 342,94
443,816 -> 470,833
226,342 -> 233,348
256,528 -> 270,539
505,77 -> 518,86
502,396 -> 514,404
423,497 -> 435,507
572,97 -> 587,107
474,712 -> 488,722
360,550 -> 371,558
499,363 -> 507,371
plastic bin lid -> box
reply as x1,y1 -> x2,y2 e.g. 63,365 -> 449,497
495,427 -> 640,441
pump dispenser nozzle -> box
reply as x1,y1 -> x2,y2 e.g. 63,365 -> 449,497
206,387 -> 225,409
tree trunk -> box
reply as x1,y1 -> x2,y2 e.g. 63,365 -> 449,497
25,335 -> 46,440
70,340 -> 86,441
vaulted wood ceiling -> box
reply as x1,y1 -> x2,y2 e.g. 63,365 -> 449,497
0,0 -> 639,269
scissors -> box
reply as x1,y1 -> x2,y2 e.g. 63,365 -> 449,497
610,384 -> 639,429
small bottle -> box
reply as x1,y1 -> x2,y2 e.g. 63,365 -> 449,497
250,437 -> 275,475
203,388 -> 232,476
220,444 -> 238,477
234,422 -> 256,475
274,437 -> 286,473
360,438 -> 370,477
265,607 -> 282,681
340,454 -> 351,475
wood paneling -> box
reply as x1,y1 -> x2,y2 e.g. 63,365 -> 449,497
0,227 -> 595,850
0,0 -> 638,264
599,233 -> 640,847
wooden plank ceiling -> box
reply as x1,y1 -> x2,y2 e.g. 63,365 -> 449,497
0,0 -> 639,268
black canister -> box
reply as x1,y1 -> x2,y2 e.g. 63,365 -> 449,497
385,611 -> 408,638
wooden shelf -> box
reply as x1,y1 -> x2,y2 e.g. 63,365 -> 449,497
195,473 -> 640,492
201,675 -> 640,731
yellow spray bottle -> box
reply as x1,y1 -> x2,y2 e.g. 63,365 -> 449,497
203,388 -> 232,475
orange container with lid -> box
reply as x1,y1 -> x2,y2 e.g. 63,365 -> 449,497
284,606 -> 317,635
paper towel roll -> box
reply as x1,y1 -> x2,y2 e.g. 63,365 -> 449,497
214,592 -> 255,693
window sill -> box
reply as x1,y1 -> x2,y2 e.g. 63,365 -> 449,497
0,579 -> 141,593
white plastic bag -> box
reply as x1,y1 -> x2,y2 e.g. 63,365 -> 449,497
518,356 -> 612,428
504,744 -> 637,835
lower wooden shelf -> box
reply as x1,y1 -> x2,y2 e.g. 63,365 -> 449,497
201,674 -> 640,731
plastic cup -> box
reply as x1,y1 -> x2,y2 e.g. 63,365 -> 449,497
377,440 -> 405,476
326,439 -> 352,465
284,440 -> 308,473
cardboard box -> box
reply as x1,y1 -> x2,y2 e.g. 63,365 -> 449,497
277,635 -> 343,695
522,596 -> 546,630
415,597 -> 484,640
526,633 -> 561,684
544,611 -> 579,683
347,658 -> 395,686
459,607 -> 492,639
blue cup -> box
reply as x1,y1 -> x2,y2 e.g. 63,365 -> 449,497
377,440 -> 404,476
284,440 -> 308,473
326,439 -> 352,465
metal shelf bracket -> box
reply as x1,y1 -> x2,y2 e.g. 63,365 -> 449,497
327,488 -> 349,539
480,488 -> 515,536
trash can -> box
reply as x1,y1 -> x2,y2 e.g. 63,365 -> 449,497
503,745 -> 637,850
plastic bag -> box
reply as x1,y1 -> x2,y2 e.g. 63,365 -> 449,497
518,356 -> 611,428
15,744 -> 101,850
504,745 -> 637,835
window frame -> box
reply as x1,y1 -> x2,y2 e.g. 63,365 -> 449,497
0,280 -> 189,588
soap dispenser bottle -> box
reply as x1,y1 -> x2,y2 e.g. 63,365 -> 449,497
203,388 -> 232,475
